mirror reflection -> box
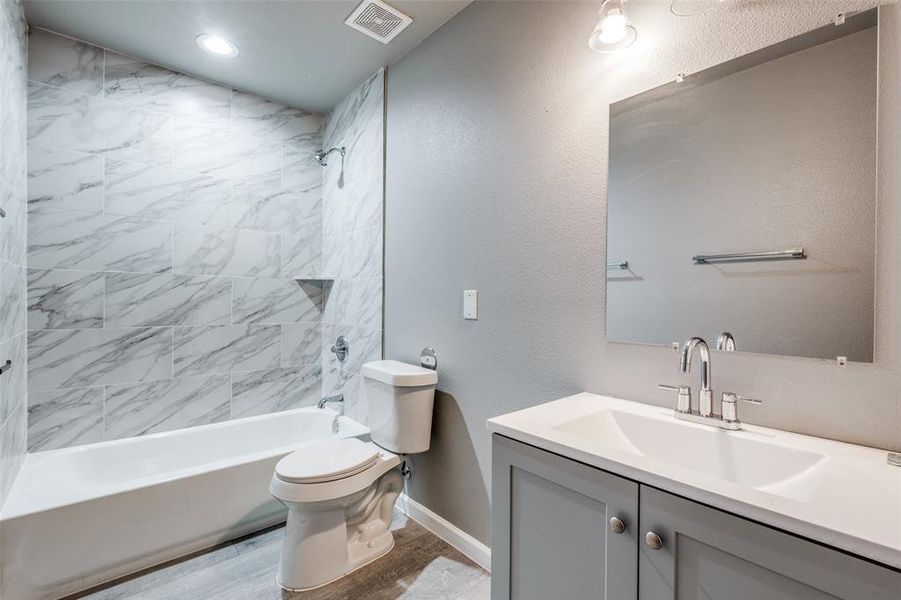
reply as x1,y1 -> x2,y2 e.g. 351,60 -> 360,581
606,9 -> 877,362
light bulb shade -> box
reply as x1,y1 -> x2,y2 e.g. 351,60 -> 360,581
589,0 -> 637,53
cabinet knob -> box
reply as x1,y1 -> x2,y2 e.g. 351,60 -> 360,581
609,517 -> 625,534
645,531 -> 663,550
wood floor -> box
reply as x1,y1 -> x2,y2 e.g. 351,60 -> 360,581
72,513 -> 490,600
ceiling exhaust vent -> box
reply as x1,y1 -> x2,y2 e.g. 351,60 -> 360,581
345,0 -> 413,44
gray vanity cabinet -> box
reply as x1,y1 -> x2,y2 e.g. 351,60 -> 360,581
492,434 -> 901,600
639,486 -> 901,600
491,435 -> 639,600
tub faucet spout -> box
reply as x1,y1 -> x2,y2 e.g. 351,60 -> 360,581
318,394 -> 344,414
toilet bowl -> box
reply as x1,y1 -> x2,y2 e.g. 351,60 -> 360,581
270,360 -> 437,591
269,437 -> 403,591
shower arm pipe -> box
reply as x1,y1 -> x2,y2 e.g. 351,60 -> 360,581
315,146 -> 346,166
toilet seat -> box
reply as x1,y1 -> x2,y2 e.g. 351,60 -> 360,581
276,438 -> 379,484
271,440 -> 401,505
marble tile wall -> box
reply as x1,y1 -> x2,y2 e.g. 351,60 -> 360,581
0,0 -> 28,508
25,29 -> 327,451
321,70 -> 385,424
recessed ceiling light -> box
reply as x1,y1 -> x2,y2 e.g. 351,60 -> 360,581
196,34 -> 239,57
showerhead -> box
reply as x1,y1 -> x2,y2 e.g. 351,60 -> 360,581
315,146 -> 346,166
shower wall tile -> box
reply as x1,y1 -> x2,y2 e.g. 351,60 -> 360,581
27,28 -> 103,96
105,159 -> 230,226
280,231 -> 322,277
28,326 -> 173,392
0,119 -> 26,197
104,272 -> 230,328
231,365 -> 320,418
323,370 -> 366,424
27,268 -> 103,330
323,225 -> 382,279
0,175 -> 26,264
281,323 -> 322,367
322,358 -> 355,398
0,259 -> 25,340
27,386 -> 103,451
231,277 -> 321,324
22,30 -> 331,450
104,52 -> 231,127
283,141 -> 323,193
321,147 -> 382,235
173,223 -> 280,277
0,401 -> 27,505
104,374 -> 230,440
322,324 -> 381,378
173,324 -> 280,378
28,82 -> 172,164
172,122 -> 281,184
231,91 -> 322,147
28,208 -> 172,273
231,183 -> 321,236
321,70 -> 385,424
27,145 -> 103,214
354,278 -> 383,332
1,0 -> 27,509
0,333 -> 26,424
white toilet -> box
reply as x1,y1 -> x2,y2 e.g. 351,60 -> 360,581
269,360 -> 438,591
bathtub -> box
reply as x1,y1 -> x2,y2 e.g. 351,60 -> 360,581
0,407 -> 368,600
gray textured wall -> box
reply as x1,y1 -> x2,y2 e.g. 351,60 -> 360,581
385,0 -> 900,546
0,0 -> 28,509
608,28 -> 876,362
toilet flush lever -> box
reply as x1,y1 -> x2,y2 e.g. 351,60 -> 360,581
420,347 -> 437,370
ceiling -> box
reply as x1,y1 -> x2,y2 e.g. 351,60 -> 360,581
23,0 -> 471,113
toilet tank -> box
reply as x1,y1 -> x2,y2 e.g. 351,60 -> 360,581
362,360 -> 437,454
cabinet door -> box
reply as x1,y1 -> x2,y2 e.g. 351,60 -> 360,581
639,486 -> 901,600
492,435 -> 639,600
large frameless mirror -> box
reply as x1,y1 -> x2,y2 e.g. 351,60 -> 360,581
606,9 -> 878,362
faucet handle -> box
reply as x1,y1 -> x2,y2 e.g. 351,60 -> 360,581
658,384 -> 691,414
721,392 -> 762,423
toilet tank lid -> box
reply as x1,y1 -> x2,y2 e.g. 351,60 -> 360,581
362,360 -> 438,387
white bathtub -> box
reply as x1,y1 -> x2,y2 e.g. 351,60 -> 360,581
0,407 -> 368,600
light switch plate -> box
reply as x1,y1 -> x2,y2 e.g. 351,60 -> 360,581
463,290 -> 478,320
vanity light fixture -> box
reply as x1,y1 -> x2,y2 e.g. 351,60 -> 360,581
589,0 -> 637,53
195,34 -> 239,57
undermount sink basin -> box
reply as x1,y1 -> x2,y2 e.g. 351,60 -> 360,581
553,408 -> 827,491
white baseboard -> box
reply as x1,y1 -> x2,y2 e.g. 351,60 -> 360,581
397,493 -> 491,572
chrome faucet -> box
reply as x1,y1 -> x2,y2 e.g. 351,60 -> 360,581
659,335 -> 762,430
716,331 -> 735,351
318,394 -> 344,414
681,337 -> 713,417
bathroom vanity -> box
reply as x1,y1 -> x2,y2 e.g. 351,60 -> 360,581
488,394 -> 901,599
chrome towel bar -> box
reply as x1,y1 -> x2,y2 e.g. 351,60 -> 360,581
607,260 -> 629,269
692,248 -> 806,264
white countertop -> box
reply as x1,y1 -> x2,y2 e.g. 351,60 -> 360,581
487,393 -> 901,570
